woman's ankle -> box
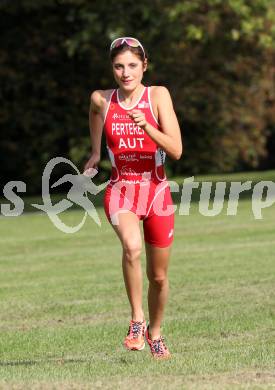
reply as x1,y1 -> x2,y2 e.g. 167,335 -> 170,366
131,312 -> 145,322
148,325 -> 161,340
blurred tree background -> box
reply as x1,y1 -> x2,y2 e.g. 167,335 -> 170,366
0,0 -> 274,193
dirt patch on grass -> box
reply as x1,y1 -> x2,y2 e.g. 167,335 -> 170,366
1,370 -> 275,389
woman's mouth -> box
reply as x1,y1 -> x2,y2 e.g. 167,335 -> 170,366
122,79 -> 132,84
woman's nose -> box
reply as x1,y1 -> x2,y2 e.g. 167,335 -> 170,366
122,68 -> 129,77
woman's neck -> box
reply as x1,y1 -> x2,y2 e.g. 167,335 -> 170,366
118,84 -> 145,105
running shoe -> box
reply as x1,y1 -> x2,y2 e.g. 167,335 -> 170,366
145,325 -> 171,359
124,319 -> 146,351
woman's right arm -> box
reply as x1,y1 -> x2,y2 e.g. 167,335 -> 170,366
83,90 -> 104,174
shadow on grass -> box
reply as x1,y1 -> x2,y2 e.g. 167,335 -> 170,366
0,357 -> 87,366
0,360 -> 36,367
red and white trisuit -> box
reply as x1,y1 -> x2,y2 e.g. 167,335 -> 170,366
103,85 -> 175,248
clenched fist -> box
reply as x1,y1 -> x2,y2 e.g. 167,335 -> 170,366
128,109 -> 148,130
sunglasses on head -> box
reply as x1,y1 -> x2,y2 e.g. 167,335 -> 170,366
110,37 -> 146,58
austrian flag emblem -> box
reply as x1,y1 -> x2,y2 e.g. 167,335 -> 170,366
138,100 -> 150,109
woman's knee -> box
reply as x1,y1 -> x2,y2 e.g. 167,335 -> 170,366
122,239 -> 142,263
147,272 -> 168,288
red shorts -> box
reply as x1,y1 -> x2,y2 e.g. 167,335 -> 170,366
104,180 -> 175,248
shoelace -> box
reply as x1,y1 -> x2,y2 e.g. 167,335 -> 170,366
127,321 -> 144,339
152,336 -> 167,355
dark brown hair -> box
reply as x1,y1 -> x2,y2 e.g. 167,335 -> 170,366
110,43 -> 147,63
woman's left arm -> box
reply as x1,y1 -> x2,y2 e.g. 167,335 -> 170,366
130,86 -> 183,160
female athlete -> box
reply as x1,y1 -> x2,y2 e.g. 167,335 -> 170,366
84,37 -> 182,359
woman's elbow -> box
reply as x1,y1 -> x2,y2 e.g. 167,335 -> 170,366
174,145 -> 183,160
169,150 -> 182,161
174,152 -> 182,161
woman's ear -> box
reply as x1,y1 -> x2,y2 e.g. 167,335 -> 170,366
143,58 -> 148,72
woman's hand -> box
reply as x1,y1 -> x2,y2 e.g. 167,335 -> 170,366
128,109 -> 148,130
83,153 -> 100,176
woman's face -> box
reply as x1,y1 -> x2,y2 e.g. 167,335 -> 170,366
112,50 -> 147,91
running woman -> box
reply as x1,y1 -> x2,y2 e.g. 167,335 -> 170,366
84,37 -> 182,359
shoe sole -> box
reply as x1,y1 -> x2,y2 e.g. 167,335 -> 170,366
124,341 -> 145,351
152,353 -> 171,360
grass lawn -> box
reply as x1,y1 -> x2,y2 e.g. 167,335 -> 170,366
0,171 -> 274,389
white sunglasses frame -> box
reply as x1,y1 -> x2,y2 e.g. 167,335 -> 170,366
109,37 -> 146,58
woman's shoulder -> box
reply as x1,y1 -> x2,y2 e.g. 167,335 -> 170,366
149,85 -> 171,101
90,89 -> 115,103
90,89 -> 115,111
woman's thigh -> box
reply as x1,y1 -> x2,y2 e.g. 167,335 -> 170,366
109,210 -> 143,250
145,242 -> 172,280
143,185 -> 175,248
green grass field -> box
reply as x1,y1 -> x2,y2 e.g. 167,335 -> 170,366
0,171 -> 274,389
